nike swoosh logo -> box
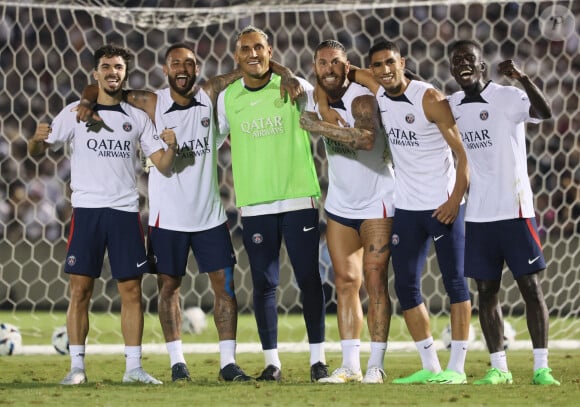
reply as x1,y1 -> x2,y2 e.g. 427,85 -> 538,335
528,256 -> 540,265
250,100 -> 261,107
434,235 -> 444,241
454,116 -> 461,121
423,343 -> 433,349
303,226 -> 315,232
136,260 -> 147,268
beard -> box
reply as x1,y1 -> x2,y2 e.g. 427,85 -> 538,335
316,70 -> 347,101
168,74 -> 196,96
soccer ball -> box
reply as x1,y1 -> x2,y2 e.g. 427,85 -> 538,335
52,326 -> 69,355
181,306 -> 207,335
0,323 -> 22,355
441,323 -> 476,350
503,320 -> 516,350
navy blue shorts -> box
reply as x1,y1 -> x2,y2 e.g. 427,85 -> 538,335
465,218 -> 546,280
391,205 -> 469,310
325,210 -> 365,233
65,207 -> 148,280
148,222 -> 236,276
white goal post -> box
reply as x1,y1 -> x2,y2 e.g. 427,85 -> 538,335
0,0 -> 578,350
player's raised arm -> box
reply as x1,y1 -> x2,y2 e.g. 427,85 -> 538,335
497,59 -> 551,120
424,88 -> 469,224
28,123 -> 51,156
147,127 -> 178,176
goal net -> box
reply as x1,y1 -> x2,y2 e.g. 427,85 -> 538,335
0,0 -> 578,350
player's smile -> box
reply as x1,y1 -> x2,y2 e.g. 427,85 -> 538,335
175,74 -> 189,88
322,74 -> 339,85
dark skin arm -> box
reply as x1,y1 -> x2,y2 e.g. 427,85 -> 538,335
497,60 -> 552,120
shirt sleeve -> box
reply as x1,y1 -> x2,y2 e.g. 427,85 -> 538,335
46,102 -> 77,152
504,86 -> 541,125
138,111 -> 164,157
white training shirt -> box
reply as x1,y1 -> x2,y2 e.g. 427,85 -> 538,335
148,87 -> 227,231
448,81 -> 541,222
47,101 -> 162,212
376,80 -> 460,210
307,82 -> 395,219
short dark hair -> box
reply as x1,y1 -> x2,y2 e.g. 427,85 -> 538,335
164,42 -> 196,62
368,41 -> 400,60
314,40 -> 346,61
449,40 -> 482,56
235,25 -> 269,45
93,44 -> 132,69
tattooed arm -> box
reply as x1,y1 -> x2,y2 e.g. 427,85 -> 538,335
300,94 -> 379,151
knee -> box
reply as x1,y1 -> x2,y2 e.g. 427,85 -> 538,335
363,269 -> 388,299
157,275 -> 180,300
210,271 -> 236,300
517,274 -> 544,303
477,279 -> 500,302
69,285 -> 93,304
394,279 -> 422,310
334,268 -> 361,292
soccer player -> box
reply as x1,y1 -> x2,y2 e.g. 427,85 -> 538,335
299,40 -> 394,384
448,40 -> 560,385
28,44 -> 175,385
216,25 -> 328,382
323,41 -> 472,384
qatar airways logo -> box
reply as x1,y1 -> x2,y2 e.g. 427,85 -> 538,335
86,138 -> 131,158
325,137 -> 355,157
177,136 -> 211,157
386,127 -> 419,147
461,129 -> 493,149
240,115 -> 284,138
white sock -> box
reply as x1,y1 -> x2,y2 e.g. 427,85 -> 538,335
219,340 -> 236,369
124,345 -> 142,371
490,350 -> 508,371
166,340 -> 186,367
416,337 -> 441,373
341,339 -> 361,371
264,348 -> 281,369
367,341 -> 387,369
447,340 -> 468,374
309,342 -> 325,366
69,345 -> 86,370
533,348 -> 549,371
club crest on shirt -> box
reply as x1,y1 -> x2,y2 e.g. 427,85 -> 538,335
123,122 -> 132,132
405,113 -> 415,124
479,110 -> 489,121
391,234 -> 400,246
252,233 -> 263,244
201,117 -> 210,128
67,255 -> 76,266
